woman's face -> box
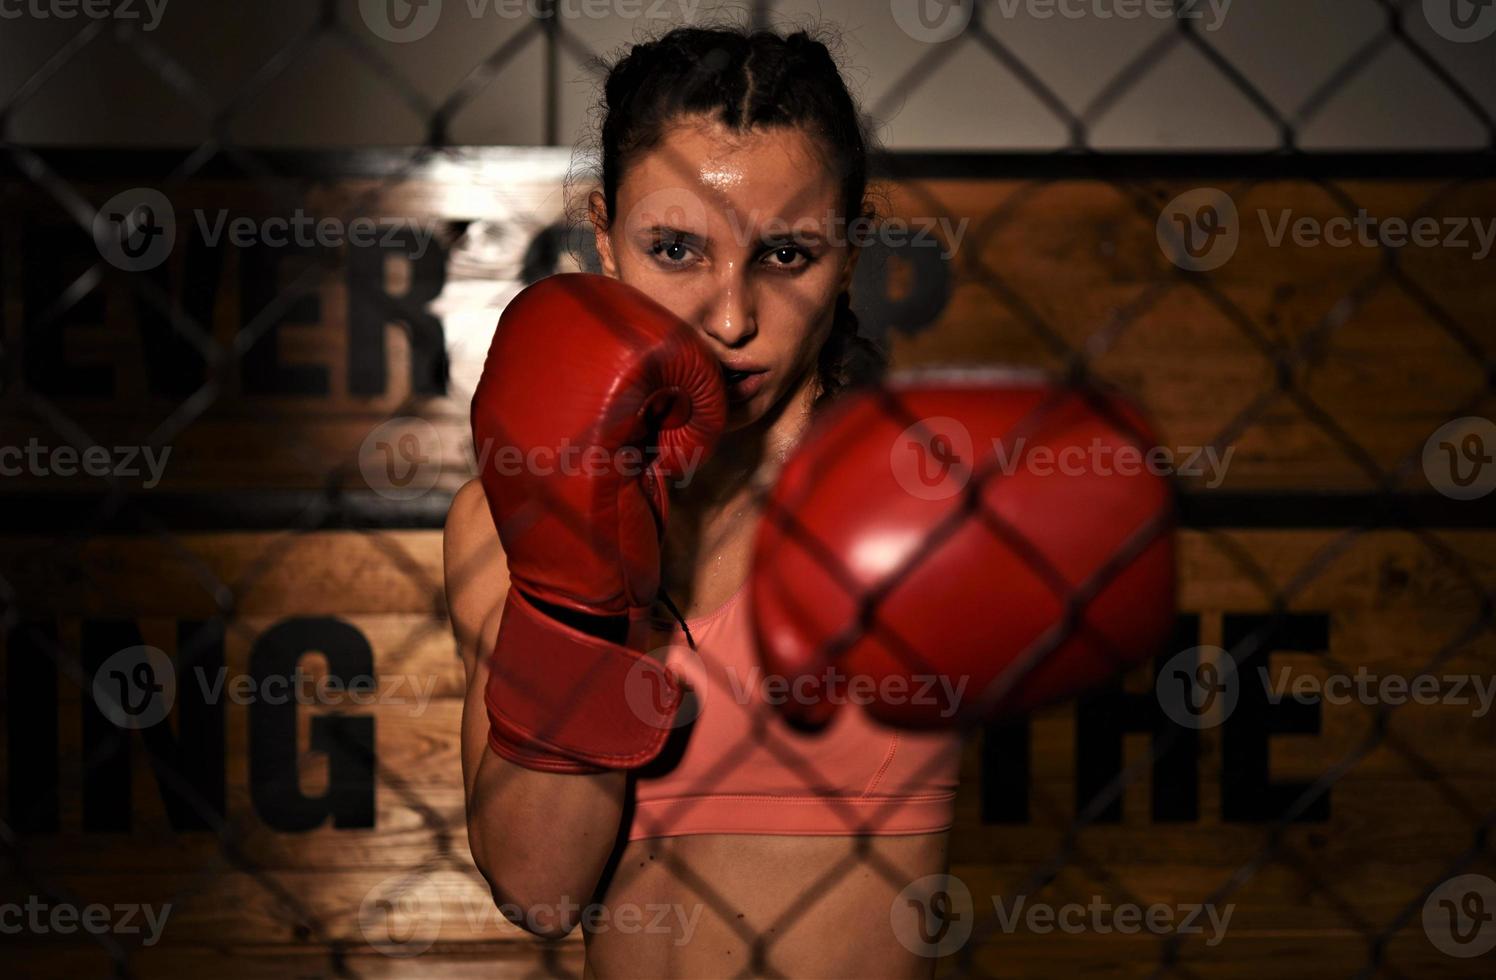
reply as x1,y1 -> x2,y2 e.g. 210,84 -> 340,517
594,115 -> 857,431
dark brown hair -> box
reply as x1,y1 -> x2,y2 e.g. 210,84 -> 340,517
577,24 -> 887,402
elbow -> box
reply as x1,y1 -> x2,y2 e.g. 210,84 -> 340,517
481,874 -> 583,941
470,845 -> 584,940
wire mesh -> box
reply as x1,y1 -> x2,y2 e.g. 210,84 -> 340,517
1,0 -> 1493,977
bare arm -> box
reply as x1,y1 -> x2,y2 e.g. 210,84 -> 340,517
444,478 -> 627,938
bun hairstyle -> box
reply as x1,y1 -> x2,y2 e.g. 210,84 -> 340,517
577,25 -> 887,403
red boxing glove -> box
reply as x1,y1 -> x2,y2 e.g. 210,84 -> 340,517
472,274 -> 726,772
750,371 -> 1175,729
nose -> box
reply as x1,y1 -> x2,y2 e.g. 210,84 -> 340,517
698,268 -> 757,349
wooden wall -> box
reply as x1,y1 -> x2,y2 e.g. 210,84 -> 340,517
1,155 -> 1492,977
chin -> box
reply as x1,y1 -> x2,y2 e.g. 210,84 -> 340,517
723,399 -> 768,433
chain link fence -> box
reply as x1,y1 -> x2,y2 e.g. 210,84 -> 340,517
2,0 -> 1493,976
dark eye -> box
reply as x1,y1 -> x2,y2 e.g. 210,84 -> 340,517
766,245 -> 808,269
651,238 -> 696,267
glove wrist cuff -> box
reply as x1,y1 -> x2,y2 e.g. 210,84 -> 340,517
485,589 -> 682,772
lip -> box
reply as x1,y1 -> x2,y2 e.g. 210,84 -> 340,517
720,362 -> 768,403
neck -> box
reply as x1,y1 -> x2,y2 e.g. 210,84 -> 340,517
659,370 -> 819,609
688,369 -> 819,508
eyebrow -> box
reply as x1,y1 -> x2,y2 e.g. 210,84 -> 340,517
761,227 -> 826,247
637,225 -> 707,244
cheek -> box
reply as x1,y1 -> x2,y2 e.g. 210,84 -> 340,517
612,246 -> 702,322
760,283 -> 836,367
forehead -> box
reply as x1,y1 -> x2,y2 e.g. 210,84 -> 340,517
619,116 -> 843,227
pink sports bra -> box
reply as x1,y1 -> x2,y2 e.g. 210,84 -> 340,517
628,584 -> 962,841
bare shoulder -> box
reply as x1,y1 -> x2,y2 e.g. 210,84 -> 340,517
445,478 -> 492,540
443,479 -> 508,664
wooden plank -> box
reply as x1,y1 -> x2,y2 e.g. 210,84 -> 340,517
4,175 -> 1493,493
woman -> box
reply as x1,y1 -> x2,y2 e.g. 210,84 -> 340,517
445,25 -> 963,978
